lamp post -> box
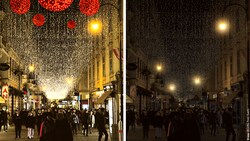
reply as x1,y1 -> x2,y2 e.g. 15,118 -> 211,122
216,1 -> 250,139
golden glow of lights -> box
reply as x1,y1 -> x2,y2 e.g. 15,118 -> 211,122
156,65 -> 162,71
29,64 -> 35,72
88,19 -> 102,35
216,19 -> 229,33
194,77 -> 201,85
169,84 -> 176,91
66,77 -> 73,85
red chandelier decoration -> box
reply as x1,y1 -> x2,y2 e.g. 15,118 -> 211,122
32,14 -> 45,27
67,20 -> 76,29
79,0 -> 100,16
10,0 -> 31,14
38,0 -> 74,12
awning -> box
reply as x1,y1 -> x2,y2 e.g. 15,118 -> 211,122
222,90 -> 240,106
0,97 -> 5,103
126,95 -> 133,103
95,91 -> 113,104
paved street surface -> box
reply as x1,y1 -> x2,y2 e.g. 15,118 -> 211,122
0,125 -> 104,141
127,125 -> 235,141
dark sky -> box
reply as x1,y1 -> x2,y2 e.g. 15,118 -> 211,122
154,0 -> 221,97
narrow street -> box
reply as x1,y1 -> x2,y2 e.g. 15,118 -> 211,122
0,125 -> 103,141
127,125 -> 237,141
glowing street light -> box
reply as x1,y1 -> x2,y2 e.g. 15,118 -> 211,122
168,84 -> 176,92
156,64 -> 162,72
193,76 -> 201,85
216,19 -> 230,34
88,19 -> 102,35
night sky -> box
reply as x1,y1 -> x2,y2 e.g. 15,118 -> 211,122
153,0 -> 223,98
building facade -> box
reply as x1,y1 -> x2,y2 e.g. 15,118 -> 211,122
206,0 -> 248,125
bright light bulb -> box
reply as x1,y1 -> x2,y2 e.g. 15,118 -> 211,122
88,19 -> 102,34
216,19 -> 229,33
169,84 -> 176,91
156,65 -> 162,71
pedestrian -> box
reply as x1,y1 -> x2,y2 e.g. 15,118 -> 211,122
40,115 -> 55,141
210,110 -> 217,136
183,110 -> 201,141
89,111 -> 95,134
126,108 -> 134,133
36,110 -> 43,135
96,108 -> 108,141
27,111 -> 36,139
13,110 -> 22,139
141,110 -> 149,138
52,111 -> 73,141
2,110 -> 8,131
154,111 -> 163,139
223,107 -> 236,141
82,109 -> 90,136
199,110 -> 206,134
71,112 -> 79,135
0,109 -> 4,132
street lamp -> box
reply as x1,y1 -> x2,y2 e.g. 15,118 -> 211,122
88,19 -> 102,35
216,19 -> 230,34
216,1 -> 250,139
168,84 -> 176,92
156,64 -> 162,72
193,76 -> 201,86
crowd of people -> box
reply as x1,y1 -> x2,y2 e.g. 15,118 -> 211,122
127,107 -> 236,141
10,107 -> 109,141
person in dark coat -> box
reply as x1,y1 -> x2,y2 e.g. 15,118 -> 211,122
52,112 -> 73,141
95,108 -> 108,141
223,107 -> 236,141
141,110 -> 149,138
183,111 -> 201,141
154,111 -> 163,139
0,109 -> 4,132
81,109 -> 90,136
209,110 -> 218,136
20,109 -> 28,126
27,111 -> 36,139
13,110 -> 22,139
39,115 -> 55,141
2,110 -> 8,131
36,110 -> 43,135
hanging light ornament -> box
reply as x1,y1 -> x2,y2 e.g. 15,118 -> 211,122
10,0 -> 31,14
79,0 -> 100,16
38,0 -> 74,12
67,20 -> 76,29
32,14 -> 45,27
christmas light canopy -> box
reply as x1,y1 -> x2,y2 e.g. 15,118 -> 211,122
67,20 -> 76,29
38,0 -> 74,12
32,14 -> 45,27
79,0 -> 100,16
10,0 -> 31,15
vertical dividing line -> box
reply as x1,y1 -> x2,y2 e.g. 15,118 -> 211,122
123,0 -> 126,140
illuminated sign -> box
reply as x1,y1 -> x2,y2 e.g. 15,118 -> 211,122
2,85 -> 8,100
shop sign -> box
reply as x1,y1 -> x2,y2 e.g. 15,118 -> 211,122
2,85 -> 8,100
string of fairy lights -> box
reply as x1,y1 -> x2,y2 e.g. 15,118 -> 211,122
0,0 -> 119,99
